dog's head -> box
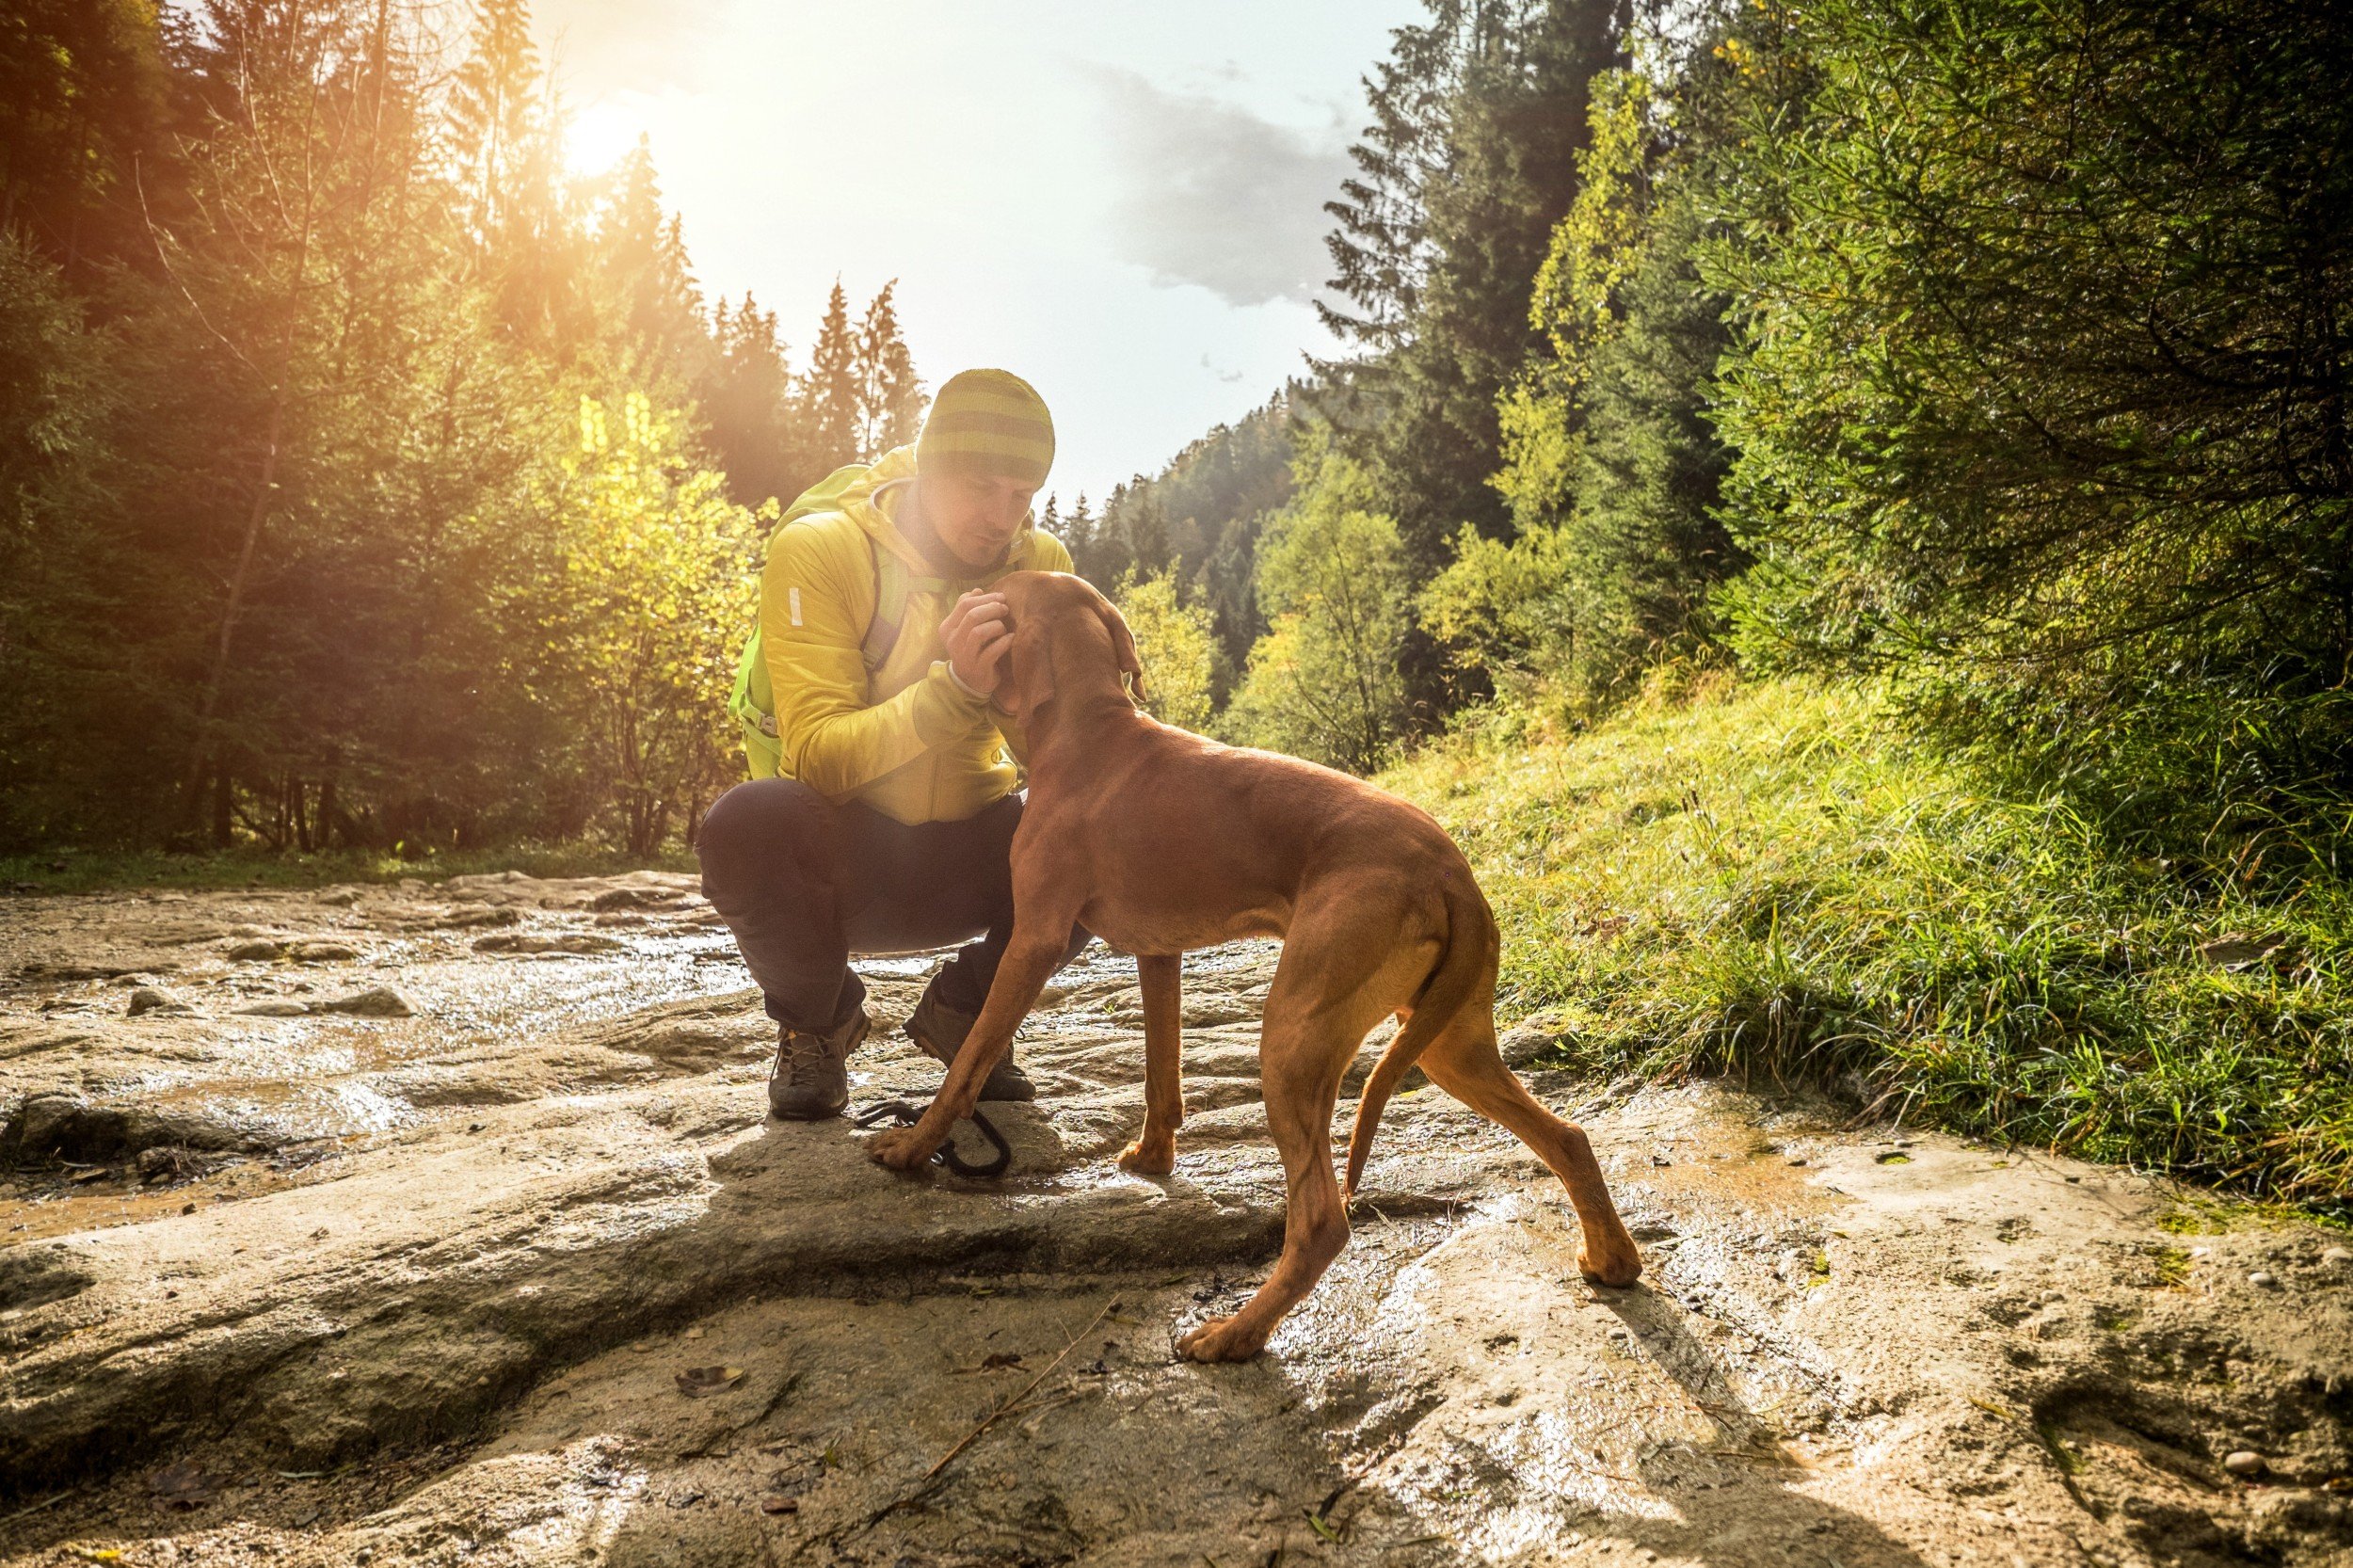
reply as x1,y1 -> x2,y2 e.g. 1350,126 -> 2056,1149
995,571 -> 1146,730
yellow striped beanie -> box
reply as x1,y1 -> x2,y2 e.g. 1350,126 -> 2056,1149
917,369 -> 1055,487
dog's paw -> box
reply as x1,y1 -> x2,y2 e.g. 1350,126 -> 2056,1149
1577,1243 -> 1643,1289
1115,1138 -> 1175,1177
867,1126 -> 939,1173
1176,1315 -> 1264,1364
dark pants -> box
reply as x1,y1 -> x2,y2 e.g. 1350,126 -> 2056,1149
696,778 -> 1086,1033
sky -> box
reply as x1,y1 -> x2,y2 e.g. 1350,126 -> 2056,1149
531,0 -> 1427,506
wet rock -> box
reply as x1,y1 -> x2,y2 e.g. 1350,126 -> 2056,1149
471,932 -> 625,956
286,940 -> 360,962
391,904 -> 520,932
124,986 -> 189,1017
136,1145 -> 201,1183
314,985 -> 415,1018
2,1091 -> 90,1162
3,1093 -> 253,1165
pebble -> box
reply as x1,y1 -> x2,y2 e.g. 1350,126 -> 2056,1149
314,985 -> 415,1018
2248,1271 -> 2280,1289
125,986 -> 182,1016
2040,1290 -> 2065,1304
2223,1450 -> 2266,1478
2323,1247 -> 2352,1268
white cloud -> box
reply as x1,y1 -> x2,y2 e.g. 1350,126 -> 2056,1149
1086,66 -> 1352,308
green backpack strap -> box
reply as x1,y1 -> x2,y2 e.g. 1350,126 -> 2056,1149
861,543 -> 950,671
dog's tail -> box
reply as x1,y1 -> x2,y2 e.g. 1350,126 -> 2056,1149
1342,877 -> 1495,1196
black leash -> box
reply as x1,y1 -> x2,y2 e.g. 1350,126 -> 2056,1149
852,1099 -> 1013,1179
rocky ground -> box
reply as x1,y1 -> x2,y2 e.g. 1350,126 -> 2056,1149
1,872 -> 2349,1568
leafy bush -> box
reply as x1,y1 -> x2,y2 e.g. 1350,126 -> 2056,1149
1112,570 -> 1223,733
1220,444 -> 1408,773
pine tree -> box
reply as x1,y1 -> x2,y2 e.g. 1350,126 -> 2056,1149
448,0 -> 539,249
801,279 -> 859,470
1319,1 -> 1473,359
702,292 -> 797,506
598,138 -> 709,384
853,280 -> 926,457
0,0 -> 168,280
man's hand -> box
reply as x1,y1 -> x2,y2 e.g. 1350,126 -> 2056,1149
940,590 -> 1012,698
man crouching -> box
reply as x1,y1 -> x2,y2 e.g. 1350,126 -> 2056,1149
697,369 -> 1088,1118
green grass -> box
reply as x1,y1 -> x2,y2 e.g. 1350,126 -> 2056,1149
0,842 -> 695,896
1382,677 -> 2353,1218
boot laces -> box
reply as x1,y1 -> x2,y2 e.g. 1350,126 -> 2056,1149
774,1028 -> 832,1082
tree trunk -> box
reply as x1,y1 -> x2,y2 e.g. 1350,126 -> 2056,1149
211,761 -> 234,848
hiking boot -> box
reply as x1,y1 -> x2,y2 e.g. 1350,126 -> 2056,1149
767,1010 -> 869,1121
905,985 -> 1036,1102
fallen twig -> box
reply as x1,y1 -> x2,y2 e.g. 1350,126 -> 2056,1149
920,1297 -> 1119,1485
842,1294 -> 1121,1538
0,1491 -> 69,1525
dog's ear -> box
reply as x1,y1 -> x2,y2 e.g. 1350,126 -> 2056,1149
1093,595 -> 1148,706
1000,616 -> 1057,729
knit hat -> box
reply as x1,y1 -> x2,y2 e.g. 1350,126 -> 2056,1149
916,369 -> 1055,487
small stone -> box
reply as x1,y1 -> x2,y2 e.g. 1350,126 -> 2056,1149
125,986 -> 184,1016
314,985 -> 414,1017
286,940 -> 360,962
760,1495 -> 798,1515
2223,1450 -> 2266,1478
226,939 -> 285,961
232,1000 -> 312,1016
2040,1290 -> 2064,1304
2189,1247 -> 2211,1259
2322,1247 -> 2352,1268
2248,1271 -> 2280,1289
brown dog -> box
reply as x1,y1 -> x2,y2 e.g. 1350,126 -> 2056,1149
866,571 -> 1641,1360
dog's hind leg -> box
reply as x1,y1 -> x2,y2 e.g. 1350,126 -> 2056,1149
1418,991 -> 1642,1288
1178,915 -> 1424,1363
1118,953 -> 1183,1176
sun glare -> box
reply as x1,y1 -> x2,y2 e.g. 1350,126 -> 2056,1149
563,99 -> 650,178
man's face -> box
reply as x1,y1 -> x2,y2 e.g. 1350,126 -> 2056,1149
922,469 -> 1038,570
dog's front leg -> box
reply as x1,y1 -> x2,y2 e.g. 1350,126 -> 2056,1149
868,921 -> 1068,1173
1118,953 -> 1183,1176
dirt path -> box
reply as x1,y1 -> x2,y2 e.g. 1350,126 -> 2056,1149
2,874 -> 2348,1567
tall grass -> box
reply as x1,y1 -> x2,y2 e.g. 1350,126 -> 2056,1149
1384,678 -> 2353,1217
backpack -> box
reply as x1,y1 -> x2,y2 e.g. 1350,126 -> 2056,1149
730,462 -> 1012,779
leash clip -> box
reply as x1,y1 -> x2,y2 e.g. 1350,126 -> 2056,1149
853,1098 -> 1013,1179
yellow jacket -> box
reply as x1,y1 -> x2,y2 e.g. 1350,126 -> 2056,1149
754,445 -> 1072,824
